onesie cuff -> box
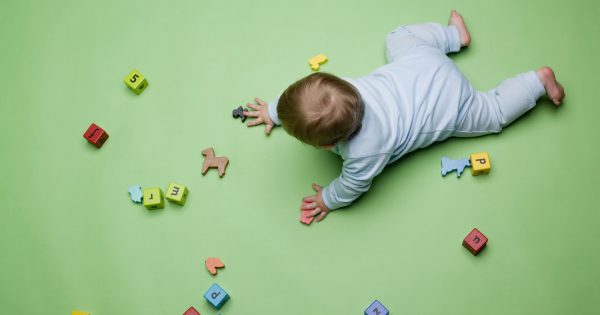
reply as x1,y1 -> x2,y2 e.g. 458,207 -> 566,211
522,70 -> 546,100
321,186 -> 337,211
267,98 -> 281,125
446,25 -> 461,53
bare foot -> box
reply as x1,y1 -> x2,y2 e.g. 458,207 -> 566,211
448,10 -> 471,47
536,66 -> 565,106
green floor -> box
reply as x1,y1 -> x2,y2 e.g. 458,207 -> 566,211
1,0 -> 599,314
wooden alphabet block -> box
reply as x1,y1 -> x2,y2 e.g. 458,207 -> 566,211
124,69 -> 148,95
364,300 -> 389,315
166,182 -> 189,206
204,283 -> 230,310
470,152 -> 491,176
143,187 -> 164,210
83,123 -> 109,148
463,228 -> 488,255
183,306 -> 200,315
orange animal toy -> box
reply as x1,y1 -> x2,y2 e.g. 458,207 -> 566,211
205,257 -> 225,275
201,147 -> 229,177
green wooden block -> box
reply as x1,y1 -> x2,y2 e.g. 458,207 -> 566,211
124,69 -> 148,95
143,188 -> 164,210
165,182 -> 189,206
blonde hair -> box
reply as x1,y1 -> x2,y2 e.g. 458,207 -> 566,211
277,72 -> 364,147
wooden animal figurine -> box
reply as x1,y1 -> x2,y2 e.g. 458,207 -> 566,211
308,54 -> 328,71
205,257 -> 225,275
201,147 -> 229,177
232,106 -> 247,122
441,156 -> 471,178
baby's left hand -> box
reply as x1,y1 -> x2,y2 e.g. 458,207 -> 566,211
301,183 -> 330,222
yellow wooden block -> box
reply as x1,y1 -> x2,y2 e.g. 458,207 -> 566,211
165,182 -> 189,206
143,187 -> 164,210
470,152 -> 491,176
308,54 -> 327,71
72,311 -> 90,315
123,69 -> 148,95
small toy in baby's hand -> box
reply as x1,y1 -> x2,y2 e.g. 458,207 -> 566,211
232,106 -> 247,122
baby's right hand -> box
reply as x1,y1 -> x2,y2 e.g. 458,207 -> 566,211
244,98 -> 275,135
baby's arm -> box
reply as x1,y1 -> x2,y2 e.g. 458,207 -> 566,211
303,153 -> 391,221
244,98 -> 278,134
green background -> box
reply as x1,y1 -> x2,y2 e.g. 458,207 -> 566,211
1,0 -> 599,314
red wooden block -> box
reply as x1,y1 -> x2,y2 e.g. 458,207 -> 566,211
463,228 -> 488,255
300,209 -> 314,225
183,306 -> 200,315
83,123 -> 109,148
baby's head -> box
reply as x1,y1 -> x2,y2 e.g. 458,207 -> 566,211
277,72 -> 364,148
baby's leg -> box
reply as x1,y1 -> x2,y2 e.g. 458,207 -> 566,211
453,67 -> 564,137
386,10 -> 470,63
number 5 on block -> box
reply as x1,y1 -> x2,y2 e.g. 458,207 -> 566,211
124,69 -> 148,94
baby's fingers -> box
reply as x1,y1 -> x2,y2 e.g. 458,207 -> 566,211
243,110 -> 260,118
265,124 -> 273,135
255,98 -> 268,106
316,211 -> 328,222
307,208 -> 322,218
301,202 -> 317,210
247,117 -> 264,127
303,196 -> 317,203
247,103 -> 260,111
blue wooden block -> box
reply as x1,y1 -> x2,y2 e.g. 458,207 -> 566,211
441,156 -> 471,178
204,283 -> 230,310
365,300 -> 389,315
128,185 -> 143,203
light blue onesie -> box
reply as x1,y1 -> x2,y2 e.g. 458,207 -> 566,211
268,23 -> 546,210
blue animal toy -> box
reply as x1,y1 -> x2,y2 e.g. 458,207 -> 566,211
441,157 -> 471,178
128,185 -> 143,203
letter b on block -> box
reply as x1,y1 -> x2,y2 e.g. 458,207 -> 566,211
124,69 -> 148,94
470,152 -> 491,176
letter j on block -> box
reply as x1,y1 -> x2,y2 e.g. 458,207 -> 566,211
204,283 -> 230,310
83,123 -> 109,148
124,69 -> 148,94
463,228 -> 488,255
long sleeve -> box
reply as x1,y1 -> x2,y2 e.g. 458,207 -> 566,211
267,97 -> 281,125
321,153 -> 391,210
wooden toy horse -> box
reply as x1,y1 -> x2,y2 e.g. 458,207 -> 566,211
201,147 -> 229,177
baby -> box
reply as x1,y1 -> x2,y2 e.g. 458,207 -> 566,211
243,10 -> 565,222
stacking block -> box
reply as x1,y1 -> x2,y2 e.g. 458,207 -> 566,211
166,182 -> 189,206
72,311 -> 90,315
470,152 -> 491,176
300,209 -> 314,225
463,228 -> 488,255
143,188 -> 164,210
205,257 -> 225,275
128,185 -> 143,203
124,69 -> 148,95
365,300 -> 389,315
441,157 -> 471,177
183,306 -> 200,315
204,283 -> 230,310
308,54 -> 328,71
83,123 -> 109,148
